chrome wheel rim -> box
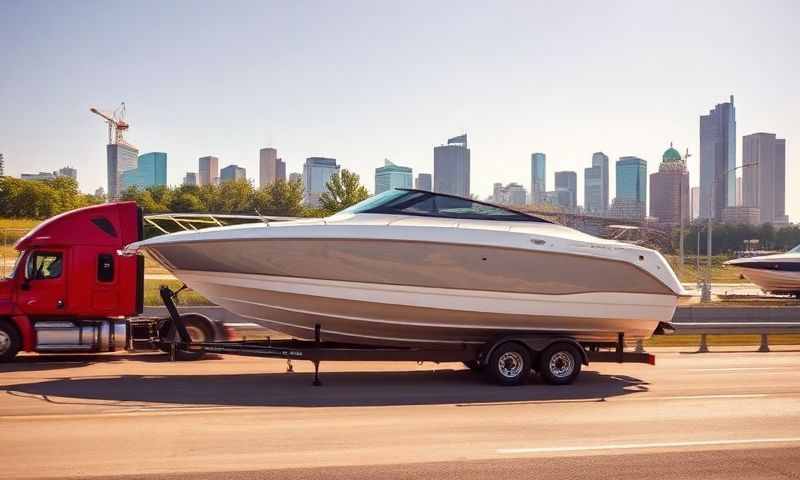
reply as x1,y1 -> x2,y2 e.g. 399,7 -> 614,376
549,351 -> 575,378
0,331 -> 10,355
497,351 -> 524,378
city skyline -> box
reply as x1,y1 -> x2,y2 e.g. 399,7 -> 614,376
1,1 -> 797,218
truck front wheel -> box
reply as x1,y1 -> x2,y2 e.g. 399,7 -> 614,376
0,321 -> 22,362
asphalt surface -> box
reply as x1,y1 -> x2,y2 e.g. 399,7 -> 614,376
2,348 -> 799,479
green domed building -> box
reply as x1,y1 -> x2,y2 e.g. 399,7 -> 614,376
649,143 -> 690,224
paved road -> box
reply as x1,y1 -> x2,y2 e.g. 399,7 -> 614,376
1,349 -> 799,479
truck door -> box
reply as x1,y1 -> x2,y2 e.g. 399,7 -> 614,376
16,250 -> 68,316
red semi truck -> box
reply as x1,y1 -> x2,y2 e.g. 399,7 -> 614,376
0,202 -> 224,361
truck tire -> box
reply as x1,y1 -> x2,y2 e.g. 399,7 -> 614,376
0,321 -> 22,362
486,342 -> 531,386
538,342 -> 582,385
159,314 -> 214,361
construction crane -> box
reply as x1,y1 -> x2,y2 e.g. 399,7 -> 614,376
90,102 -> 130,145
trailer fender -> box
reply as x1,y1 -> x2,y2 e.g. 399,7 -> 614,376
481,335 -> 589,367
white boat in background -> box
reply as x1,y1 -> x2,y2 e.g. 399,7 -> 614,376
726,246 -> 800,296
127,189 -> 684,347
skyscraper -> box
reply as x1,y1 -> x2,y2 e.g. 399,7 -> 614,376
220,164 -> 246,183
593,152 -> 609,212
183,172 -> 197,186
699,95 -> 736,219
434,134 -> 470,197
120,152 -> 167,190
530,153 -> 546,203
107,143 -> 139,200
690,186 -> 700,219
743,132 -> 787,224
289,172 -> 303,184
554,171 -> 577,210
198,156 -> 219,186
303,157 -> 340,206
375,159 -> 412,194
609,156 -> 647,219
415,173 -> 432,191
259,147 -> 286,187
649,145 -> 690,224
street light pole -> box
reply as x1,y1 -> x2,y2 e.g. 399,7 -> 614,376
701,162 -> 757,303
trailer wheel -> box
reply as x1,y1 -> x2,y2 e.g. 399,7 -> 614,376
538,343 -> 582,385
486,342 -> 531,386
0,321 -> 21,362
159,314 -> 214,361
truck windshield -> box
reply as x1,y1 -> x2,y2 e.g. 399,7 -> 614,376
3,250 -> 24,279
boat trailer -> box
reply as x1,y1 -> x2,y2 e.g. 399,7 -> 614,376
159,286 -> 657,386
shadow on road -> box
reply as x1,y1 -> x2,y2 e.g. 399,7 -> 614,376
2,368 -> 649,407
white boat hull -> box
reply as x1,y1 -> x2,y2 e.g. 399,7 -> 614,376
176,270 -> 678,346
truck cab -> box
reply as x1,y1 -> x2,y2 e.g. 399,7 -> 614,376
0,202 -> 144,359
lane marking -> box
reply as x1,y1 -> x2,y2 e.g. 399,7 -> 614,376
640,394 -> 768,401
688,367 -> 790,372
497,437 -> 800,455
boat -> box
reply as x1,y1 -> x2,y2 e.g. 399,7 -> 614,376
725,246 -> 800,296
127,189 -> 685,347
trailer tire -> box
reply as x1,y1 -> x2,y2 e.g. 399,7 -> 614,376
486,342 -> 531,386
0,320 -> 21,362
538,343 -> 582,385
159,314 -> 214,361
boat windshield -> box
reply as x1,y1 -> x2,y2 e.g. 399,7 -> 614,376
339,189 -> 550,223
790,244 -> 800,253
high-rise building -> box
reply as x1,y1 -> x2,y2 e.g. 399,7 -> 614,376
493,182 -> 527,205
594,152 -> 609,211
0,153 -> 4,176
415,173 -> 432,191
743,132 -> 787,224
610,156 -> 647,219
375,159 -> 412,194
198,156 -> 219,186
120,152 -> 167,190
554,171 -> 578,210
289,172 -> 303,184
690,186 -> 700,219
94,187 -> 105,199
736,177 -> 743,206
434,134 -> 470,197
107,143 -> 139,200
259,147 -> 286,187
699,95 -> 736,219
183,172 -> 197,186
220,164 -> 246,183
649,145 -> 690,224
303,157 -> 340,206
58,166 -> 77,181
530,153 -> 546,203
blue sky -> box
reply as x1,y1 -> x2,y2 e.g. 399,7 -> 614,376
1,0 -> 798,217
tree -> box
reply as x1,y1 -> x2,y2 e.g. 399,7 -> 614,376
318,169 -> 369,214
217,179 -> 255,213
254,178 -> 305,216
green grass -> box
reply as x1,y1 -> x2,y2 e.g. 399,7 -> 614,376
143,279 -> 212,306
666,254 -> 748,284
